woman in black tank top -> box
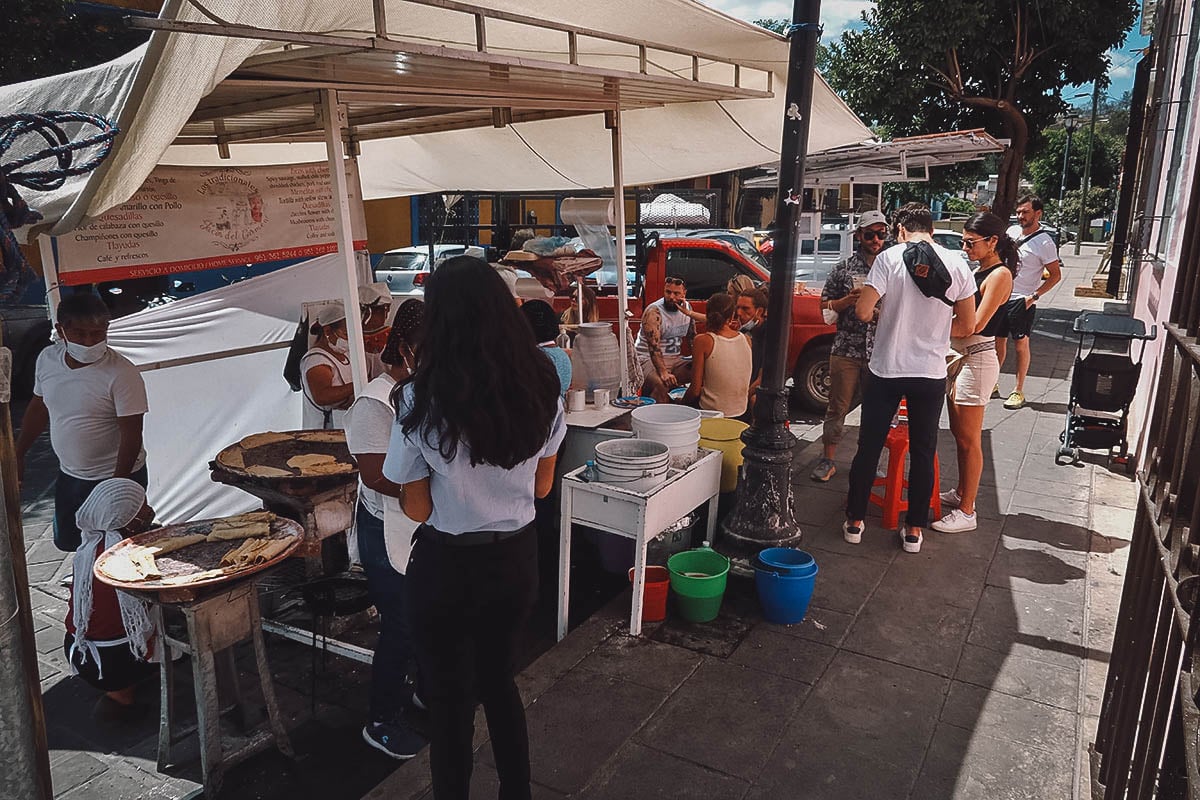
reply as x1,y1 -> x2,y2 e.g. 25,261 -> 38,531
932,213 -> 1016,534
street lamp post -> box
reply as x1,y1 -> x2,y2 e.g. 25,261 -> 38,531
1075,83 -> 1102,255
717,0 -> 820,567
1057,114 -> 1080,235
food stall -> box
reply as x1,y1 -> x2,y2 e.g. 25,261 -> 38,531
2,0 -> 874,790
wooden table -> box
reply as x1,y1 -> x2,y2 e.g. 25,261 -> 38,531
557,448 -> 722,639
150,575 -> 293,797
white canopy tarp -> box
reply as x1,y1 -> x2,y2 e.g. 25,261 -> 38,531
1,0 -> 872,238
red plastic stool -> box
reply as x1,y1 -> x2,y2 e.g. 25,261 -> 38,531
869,422 -> 942,530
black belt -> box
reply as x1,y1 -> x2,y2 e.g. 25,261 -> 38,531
420,525 -> 529,547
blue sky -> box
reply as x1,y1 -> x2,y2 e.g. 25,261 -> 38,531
698,0 -> 1149,106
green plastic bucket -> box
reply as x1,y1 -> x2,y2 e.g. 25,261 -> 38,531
667,546 -> 730,623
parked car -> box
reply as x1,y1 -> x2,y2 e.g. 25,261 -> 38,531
373,244 -> 469,297
792,227 -> 964,286
681,229 -> 771,271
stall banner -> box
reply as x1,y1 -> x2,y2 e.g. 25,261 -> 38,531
55,161 -> 368,285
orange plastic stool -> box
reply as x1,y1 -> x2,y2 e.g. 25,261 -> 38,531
869,422 -> 942,530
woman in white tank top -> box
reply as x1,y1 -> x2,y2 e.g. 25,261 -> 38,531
683,293 -> 753,418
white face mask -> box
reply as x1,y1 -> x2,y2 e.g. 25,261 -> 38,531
327,336 -> 349,355
65,338 -> 108,364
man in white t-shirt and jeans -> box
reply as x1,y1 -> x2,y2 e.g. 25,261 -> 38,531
844,204 -> 977,554
995,194 -> 1062,409
16,294 -> 148,553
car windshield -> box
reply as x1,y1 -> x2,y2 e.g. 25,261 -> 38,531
375,253 -> 427,271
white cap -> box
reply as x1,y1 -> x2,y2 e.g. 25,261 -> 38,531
357,283 -> 390,307
315,302 -> 346,327
465,246 -> 486,261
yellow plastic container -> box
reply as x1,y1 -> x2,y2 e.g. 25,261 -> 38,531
699,417 -> 749,493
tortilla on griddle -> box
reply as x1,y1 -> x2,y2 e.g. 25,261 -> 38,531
206,511 -> 276,542
217,449 -> 246,469
241,432 -> 293,449
143,533 -> 207,556
287,454 -> 337,471
244,465 -> 294,478
302,431 -> 345,443
102,545 -> 163,582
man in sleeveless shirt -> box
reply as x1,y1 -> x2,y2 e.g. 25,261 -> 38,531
996,194 -> 1062,409
635,276 -> 696,402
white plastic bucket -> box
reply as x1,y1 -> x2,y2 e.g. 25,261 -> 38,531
594,438 -> 670,464
630,405 -> 701,456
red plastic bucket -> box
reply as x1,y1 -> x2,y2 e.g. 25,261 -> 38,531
629,566 -> 671,622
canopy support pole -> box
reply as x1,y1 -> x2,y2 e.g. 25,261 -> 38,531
320,89 -> 368,393
608,107 -> 630,394
38,235 -> 60,322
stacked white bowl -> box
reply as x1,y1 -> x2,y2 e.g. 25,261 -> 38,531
630,404 -> 702,457
594,439 -> 671,492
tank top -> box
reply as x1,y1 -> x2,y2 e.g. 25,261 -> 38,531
698,332 -> 753,418
974,264 -> 1008,338
635,299 -> 693,360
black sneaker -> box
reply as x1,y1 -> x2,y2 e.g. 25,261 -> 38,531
362,721 -> 425,760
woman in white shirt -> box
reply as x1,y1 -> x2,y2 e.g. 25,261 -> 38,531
300,303 -> 355,428
383,256 -> 565,800
345,299 -> 426,760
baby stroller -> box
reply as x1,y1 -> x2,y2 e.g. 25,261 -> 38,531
1055,311 -> 1157,470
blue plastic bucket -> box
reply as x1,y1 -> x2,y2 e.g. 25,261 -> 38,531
755,547 -> 817,577
754,561 -> 818,625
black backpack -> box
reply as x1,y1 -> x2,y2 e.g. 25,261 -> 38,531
282,313 -> 309,392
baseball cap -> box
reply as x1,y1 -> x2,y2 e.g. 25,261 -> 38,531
901,242 -> 954,306
856,210 -> 888,230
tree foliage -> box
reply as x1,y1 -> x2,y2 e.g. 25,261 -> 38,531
1024,124 -> 1124,202
821,0 -> 1139,218
0,0 -> 148,86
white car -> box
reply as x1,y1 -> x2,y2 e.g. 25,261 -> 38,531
796,227 -> 963,286
373,244 -> 469,297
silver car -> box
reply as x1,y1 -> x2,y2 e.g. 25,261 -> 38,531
374,244 -> 469,298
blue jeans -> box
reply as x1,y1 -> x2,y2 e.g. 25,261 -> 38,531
53,465 -> 149,552
356,501 -> 414,723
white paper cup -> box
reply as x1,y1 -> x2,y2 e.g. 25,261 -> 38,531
593,389 -> 611,408
567,389 -> 586,412
852,276 -> 865,290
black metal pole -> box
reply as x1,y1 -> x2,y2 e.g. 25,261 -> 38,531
718,0 -> 820,566
1109,55 -> 1153,298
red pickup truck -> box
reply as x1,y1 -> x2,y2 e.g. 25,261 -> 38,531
553,234 -> 837,413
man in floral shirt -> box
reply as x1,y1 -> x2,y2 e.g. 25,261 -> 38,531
810,210 -> 888,482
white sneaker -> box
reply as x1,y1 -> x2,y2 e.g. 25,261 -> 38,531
900,527 -> 923,553
931,509 -> 977,533
939,488 -> 962,508
842,519 -> 864,544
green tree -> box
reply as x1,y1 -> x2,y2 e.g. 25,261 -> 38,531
1024,124 -> 1123,202
753,18 -> 790,36
0,0 -> 147,86
1046,186 -> 1113,234
821,0 -> 1139,218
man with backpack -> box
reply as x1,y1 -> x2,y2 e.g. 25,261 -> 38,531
996,195 -> 1063,409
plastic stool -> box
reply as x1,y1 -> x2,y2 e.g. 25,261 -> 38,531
870,423 -> 942,529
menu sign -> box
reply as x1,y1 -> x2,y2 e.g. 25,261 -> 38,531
56,161 -> 368,285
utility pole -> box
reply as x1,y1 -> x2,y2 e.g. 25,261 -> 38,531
0,340 -> 54,800
1075,83 -> 1102,255
718,0 -> 820,566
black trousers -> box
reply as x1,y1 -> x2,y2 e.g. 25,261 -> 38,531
846,373 -> 945,528
407,524 -> 538,800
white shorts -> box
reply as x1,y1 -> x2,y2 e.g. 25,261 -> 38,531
951,347 -> 1000,407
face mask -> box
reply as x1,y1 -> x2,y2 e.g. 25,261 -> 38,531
740,319 -> 758,332
327,336 -> 349,355
65,338 -> 108,364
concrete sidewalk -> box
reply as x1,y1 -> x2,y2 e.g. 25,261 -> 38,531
362,244 -> 1134,799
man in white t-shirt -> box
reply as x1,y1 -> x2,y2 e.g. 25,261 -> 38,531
843,204 -> 977,555
16,293 -> 148,553
995,194 -> 1063,409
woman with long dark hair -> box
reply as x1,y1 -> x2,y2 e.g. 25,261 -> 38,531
383,256 -> 565,800
932,212 -> 1016,534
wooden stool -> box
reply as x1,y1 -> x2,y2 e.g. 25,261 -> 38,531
869,422 -> 942,530
152,581 -> 293,797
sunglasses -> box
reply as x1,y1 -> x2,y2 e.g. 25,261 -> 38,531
664,278 -> 685,286
859,229 -> 887,242
961,236 -> 990,249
